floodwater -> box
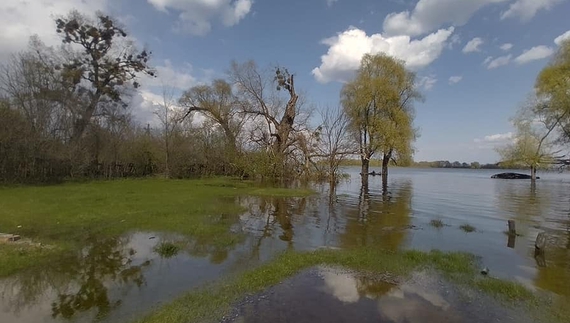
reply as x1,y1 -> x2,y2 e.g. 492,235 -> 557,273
1,167 -> 569,322
223,267 -> 533,323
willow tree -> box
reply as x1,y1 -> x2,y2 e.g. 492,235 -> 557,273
341,53 -> 421,185
179,79 -> 244,151
535,39 -> 570,143
497,102 -> 562,181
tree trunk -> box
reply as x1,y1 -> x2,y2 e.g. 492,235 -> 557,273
381,149 -> 392,188
361,157 -> 369,186
531,165 -> 537,181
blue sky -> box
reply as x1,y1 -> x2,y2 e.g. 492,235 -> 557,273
1,0 -> 569,163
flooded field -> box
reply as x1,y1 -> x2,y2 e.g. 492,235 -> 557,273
1,168 -> 569,322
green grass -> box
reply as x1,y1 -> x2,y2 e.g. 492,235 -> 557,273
460,224 -> 477,233
0,177 -> 313,277
137,247 -> 568,323
154,242 -> 181,259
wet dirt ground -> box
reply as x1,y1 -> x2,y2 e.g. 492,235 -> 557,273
222,267 -> 535,323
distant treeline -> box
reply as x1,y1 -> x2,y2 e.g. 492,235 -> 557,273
340,159 -> 503,169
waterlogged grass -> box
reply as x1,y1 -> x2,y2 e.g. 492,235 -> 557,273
0,177 -> 313,276
460,224 -> 477,233
430,219 -> 445,228
137,249 -> 475,323
137,247 -> 568,323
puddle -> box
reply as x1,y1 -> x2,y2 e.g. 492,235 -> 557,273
224,267 -> 533,323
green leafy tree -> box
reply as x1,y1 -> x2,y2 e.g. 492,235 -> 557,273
535,39 -> 570,143
55,11 -> 154,141
341,53 -> 422,185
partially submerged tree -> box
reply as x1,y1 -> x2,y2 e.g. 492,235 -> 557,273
229,60 -> 300,177
497,101 -> 563,180
314,106 -> 355,183
55,11 -> 154,141
342,53 -> 421,185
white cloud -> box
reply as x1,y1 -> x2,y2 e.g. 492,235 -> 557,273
501,0 -> 562,21
448,76 -> 463,84
500,43 -> 513,51
147,0 -> 253,35
514,46 -> 554,64
142,60 -> 200,90
418,75 -> 437,90
462,37 -> 484,53
474,132 -> 513,143
312,27 -> 454,83
484,54 -> 512,69
554,30 -> 570,46
326,0 -> 339,7
383,0 -> 508,37
0,0 -> 109,61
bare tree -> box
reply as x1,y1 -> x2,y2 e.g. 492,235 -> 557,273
316,106 -> 355,182
229,60 -> 299,159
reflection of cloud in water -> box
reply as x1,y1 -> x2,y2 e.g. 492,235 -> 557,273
321,268 -> 459,323
321,270 -> 360,303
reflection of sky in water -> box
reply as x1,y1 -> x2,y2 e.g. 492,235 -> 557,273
1,168 -> 569,322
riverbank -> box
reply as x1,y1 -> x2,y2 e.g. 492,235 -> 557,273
0,177 -> 314,277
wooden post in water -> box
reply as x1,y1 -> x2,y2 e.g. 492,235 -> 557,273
534,232 -> 547,267
506,220 -> 517,248
507,220 -> 516,235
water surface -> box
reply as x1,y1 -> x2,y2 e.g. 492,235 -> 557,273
1,168 -> 569,322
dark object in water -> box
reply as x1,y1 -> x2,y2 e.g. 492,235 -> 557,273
369,171 -> 380,176
491,173 -> 539,179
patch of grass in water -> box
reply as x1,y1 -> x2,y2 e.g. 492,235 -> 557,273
459,224 -> 476,233
473,277 -> 535,301
430,219 -> 445,228
154,242 -> 181,259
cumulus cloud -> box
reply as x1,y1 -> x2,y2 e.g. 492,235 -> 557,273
462,37 -> 484,53
448,75 -> 463,84
147,0 -> 253,35
501,0 -> 562,21
383,0 -> 508,37
312,27 -> 454,83
500,43 -> 513,51
514,46 -> 554,64
142,60 -> 200,90
554,30 -> 570,46
326,0 -> 339,7
418,75 -> 437,90
474,132 -> 514,143
0,0 -> 109,61
484,55 -> 512,69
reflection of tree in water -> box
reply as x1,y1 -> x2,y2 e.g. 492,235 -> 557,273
495,182 -> 550,230
1,236 -> 150,321
237,196 -> 309,259
534,202 -> 570,297
340,180 -> 413,250
51,237 -> 150,320
496,182 -> 570,296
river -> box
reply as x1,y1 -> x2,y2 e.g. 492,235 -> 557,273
1,167 -> 569,322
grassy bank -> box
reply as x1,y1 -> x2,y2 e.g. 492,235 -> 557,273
0,177 -> 314,277
137,248 -> 568,323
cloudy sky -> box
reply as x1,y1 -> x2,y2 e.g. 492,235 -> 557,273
1,0 -> 569,163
